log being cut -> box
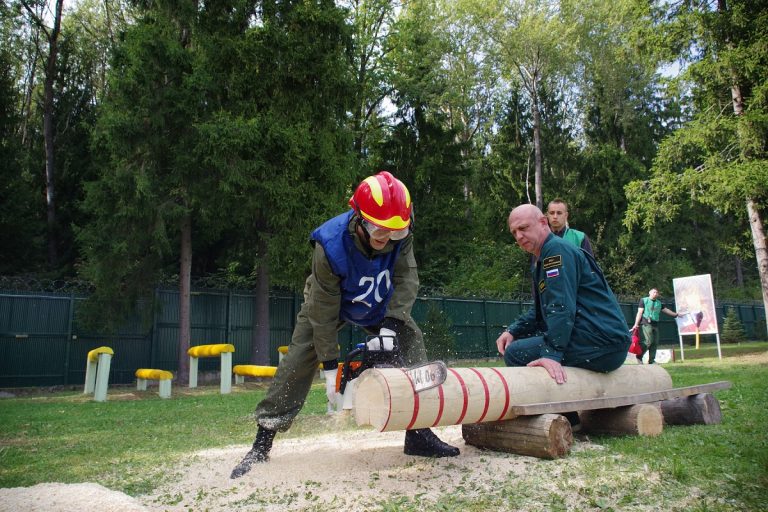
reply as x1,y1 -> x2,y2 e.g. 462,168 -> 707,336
353,364 -> 673,432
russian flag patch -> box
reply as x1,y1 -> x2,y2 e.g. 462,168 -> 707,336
546,268 -> 559,278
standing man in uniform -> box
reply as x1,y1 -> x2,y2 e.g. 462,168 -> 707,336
231,171 -> 459,479
495,204 -> 629,385
631,288 -> 680,364
546,198 -> 593,256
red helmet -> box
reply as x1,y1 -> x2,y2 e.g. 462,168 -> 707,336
349,171 -> 412,230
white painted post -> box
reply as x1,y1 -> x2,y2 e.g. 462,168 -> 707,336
678,333 -> 685,362
189,356 -> 198,388
137,378 -> 148,391
84,358 -> 97,394
220,352 -> 232,394
235,373 -> 244,385
93,353 -> 112,402
159,379 -> 172,399
715,333 -> 722,360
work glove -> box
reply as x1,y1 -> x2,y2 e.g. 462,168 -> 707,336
366,327 -> 396,351
324,369 -> 338,411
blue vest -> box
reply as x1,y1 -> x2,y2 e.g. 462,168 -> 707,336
311,211 -> 402,327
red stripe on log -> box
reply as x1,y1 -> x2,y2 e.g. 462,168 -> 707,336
403,368 -> 420,430
431,384 -> 445,428
381,373 -> 394,431
471,368 -> 491,423
450,368 -> 469,424
490,367 -> 511,421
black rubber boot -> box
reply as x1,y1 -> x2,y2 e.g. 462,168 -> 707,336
564,411 -> 581,433
230,427 -> 277,479
404,428 -> 460,458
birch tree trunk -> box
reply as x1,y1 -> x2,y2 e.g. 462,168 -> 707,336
746,198 -> 768,336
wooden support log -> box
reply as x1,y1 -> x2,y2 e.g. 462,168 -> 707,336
354,365 -> 673,432
462,414 -> 572,459
579,403 -> 663,436
659,393 -> 722,425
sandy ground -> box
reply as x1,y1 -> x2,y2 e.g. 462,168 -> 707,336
0,420 -> 591,512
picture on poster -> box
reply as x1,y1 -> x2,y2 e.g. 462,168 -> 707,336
672,274 -> 719,335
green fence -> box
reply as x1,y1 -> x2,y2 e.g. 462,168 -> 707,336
0,288 -> 764,387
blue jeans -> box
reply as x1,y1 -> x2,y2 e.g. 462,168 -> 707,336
504,335 -> 627,373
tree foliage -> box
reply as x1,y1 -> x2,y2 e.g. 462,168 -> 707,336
625,0 -> 768,319
1,0 -> 765,343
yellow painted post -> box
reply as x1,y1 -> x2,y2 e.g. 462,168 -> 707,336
84,347 -> 114,402
187,344 -> 235,393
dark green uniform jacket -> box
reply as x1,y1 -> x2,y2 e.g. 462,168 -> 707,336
508,233 -> 629,363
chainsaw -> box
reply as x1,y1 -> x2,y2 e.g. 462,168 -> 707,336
333,334 -> 448,411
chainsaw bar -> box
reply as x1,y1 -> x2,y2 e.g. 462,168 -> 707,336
403,360 -> 448,393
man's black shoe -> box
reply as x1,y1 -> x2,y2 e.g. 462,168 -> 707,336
404,428 -> 460,457
230,427 -> 276,479
636,356 -> 643,364
564,411 -> 582,433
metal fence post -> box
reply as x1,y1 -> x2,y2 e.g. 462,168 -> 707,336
150,288 -> 159,368
482,298 -> 490,358
63,293 -> 75,385
226,289 -> 232,346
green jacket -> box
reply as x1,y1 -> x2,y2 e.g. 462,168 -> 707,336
507,233 -> 629,362
640,297 -> 664,323
552,226 -> 593,256
303,214 -> 418,363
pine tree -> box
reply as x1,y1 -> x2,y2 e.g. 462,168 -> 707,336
721,307 -> 746,344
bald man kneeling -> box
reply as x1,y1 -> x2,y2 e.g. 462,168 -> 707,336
495,204 -> 630,385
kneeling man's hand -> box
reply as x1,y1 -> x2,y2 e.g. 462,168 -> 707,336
527,358 -> 567,384
495,331 -> 514,356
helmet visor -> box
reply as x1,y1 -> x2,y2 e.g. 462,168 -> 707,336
362,220 -> 409,241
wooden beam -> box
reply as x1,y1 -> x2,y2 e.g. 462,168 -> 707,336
509,381 -> 731,416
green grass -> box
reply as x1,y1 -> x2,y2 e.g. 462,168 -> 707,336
1,342 -> 766,510
0,383 -> 330,495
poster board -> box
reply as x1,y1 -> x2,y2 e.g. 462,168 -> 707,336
672,274 -> 721,361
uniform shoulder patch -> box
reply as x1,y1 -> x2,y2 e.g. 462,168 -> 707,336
538,279 -> 546,292
542,255 -> 562,270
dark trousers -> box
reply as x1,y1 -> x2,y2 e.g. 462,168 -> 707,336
255,302 -> 426,432
640,323 -> 659,364
503,335 -> 627,373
